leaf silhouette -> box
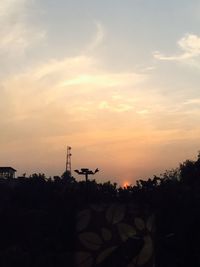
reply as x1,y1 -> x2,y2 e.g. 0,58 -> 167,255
106,204 -> 125,224
137,235 -> 153,265
96,246 -> 117,264
101,228 -> 112,241
79,232 -> 103,251
146,214 -> 155,232
74,252 -> 93,267
117,223 -> 136,242
90,204 -> 105,212
76,209 -> 91,232
134,218 -> 145,231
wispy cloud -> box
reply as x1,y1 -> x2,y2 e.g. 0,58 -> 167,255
136,109 -> 150,115
86,22 -> 105,51
183,98 -> 200,105
154,34 -> 200,62
98,101 -> 133,113
0,0 -> 45,56
1,54 -> 147,122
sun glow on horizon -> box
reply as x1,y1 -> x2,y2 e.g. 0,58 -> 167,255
123,182 -> 130,188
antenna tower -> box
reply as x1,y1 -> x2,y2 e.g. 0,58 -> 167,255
66,146 -> 72,175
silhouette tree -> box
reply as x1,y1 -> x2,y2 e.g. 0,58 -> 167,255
180,152 -> 200,186
61,170 -> 76,183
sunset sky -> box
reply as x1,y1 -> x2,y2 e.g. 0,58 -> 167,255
1,0 -> 200,185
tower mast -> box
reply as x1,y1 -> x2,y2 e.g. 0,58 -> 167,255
66,146 -> 72,175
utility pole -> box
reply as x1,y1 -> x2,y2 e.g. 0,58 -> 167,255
66,146 -> 72,176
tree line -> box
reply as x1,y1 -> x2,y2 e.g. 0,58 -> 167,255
0,153 -> 200,266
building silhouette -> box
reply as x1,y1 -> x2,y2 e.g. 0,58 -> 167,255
0,167 -> 16,178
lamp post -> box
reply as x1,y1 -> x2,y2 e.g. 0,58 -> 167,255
74,168 -> 99,182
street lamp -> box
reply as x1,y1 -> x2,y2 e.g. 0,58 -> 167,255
74,168 -> 99,182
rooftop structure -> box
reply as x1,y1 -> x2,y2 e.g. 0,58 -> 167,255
0,167 -> 16,179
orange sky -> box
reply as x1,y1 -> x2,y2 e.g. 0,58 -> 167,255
1,0 -> 200,185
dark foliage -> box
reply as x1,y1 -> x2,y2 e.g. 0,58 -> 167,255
0,153 -> 200,266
